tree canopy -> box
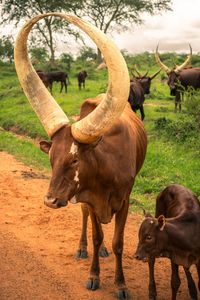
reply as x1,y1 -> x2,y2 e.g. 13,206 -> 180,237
74,0 -> 172,62
0,0 -> 172,63
0,0 -> 81,63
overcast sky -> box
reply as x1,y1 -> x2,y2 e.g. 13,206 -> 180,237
112,0 -> 200,54
1,0 -> 200,56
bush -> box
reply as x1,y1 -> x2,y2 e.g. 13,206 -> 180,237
154,115 -> 200,143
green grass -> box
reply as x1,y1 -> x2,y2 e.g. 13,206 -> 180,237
0,57 -> 200,216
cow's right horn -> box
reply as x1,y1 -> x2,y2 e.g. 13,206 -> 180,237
14,13 -> 130,143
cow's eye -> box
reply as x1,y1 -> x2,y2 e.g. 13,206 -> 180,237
72,159 -> 78,165
146,235 -> 151,240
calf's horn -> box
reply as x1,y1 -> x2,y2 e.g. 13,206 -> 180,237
14,13 -> 130,143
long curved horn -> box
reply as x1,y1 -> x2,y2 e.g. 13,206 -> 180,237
14,13 -> 130,143
150,68 -> 161,80
174,44 -> 192,73
155,45 -> 171,74
131,69 -> 137,78
134,64 -> 143,78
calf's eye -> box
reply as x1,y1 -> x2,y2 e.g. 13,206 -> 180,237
146,235 -> 151,240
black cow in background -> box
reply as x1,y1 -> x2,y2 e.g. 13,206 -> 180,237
78,70 -> 87,90
128,78 -> 145,120
128,65 -> 160,121
36,70 -> 69,94
132,64 -> 161,94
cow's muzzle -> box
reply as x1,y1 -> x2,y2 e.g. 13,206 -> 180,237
44,196 -> 67,209
134,252 -> 148,262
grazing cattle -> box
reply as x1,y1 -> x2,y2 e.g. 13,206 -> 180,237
78,70 -> 87,90
155,45 -> 200,113
36,70 -> 69,94
135,184 -> 200,300
128,78 -> 145,120
14,13 -> 147,299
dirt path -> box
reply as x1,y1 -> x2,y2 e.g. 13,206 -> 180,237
0,151 -> 199,300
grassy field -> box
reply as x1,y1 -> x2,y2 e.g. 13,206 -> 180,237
0,54 -> 200,215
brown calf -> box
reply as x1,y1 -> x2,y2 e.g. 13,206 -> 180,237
135,184 -> 200,300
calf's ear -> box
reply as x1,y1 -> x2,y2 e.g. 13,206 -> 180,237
142,208 -> 153,218
157,215 -> 166,231
40,141 -> 52,154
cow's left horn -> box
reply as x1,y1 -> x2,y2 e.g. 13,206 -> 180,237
155,45 -> 171,74
14,13 -> 130,143
174,44 -> 192,73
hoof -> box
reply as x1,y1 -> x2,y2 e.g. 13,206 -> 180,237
86,278 -> 100,290
100,247 -> 109,258
149,297 -> 156,300
76,249 -> 88,259
116,289 -> 130,300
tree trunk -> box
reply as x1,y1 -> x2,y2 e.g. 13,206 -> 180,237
97,48 -> 102,64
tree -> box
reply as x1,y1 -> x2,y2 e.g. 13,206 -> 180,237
29,46 -> 48,63
0,35 -> 14,62
59,53 -> 74,71
74,0 -> 172,63
0,0 -> 81,63
78,46 -> 97,61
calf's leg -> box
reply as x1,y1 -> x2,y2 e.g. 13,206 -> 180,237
148,257 -> 157,300
112,199 -> 130,299
183,267 -> 197,300
170,261 -> 180,300
195,261 -> 200,291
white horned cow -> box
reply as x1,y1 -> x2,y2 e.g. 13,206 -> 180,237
14,13 -> 147,299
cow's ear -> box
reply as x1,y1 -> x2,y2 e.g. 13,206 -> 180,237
157,215 -> 166,231
40,141 -> 52,154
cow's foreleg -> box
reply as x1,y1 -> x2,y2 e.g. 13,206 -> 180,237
76,203 -> 109,259
76,203 -> 89,258
148,257 -> 157,300
170,261 -> 180,300
60,82 -> 64,93
64,81 -> 67,93
86,207 -> 103,291
112,199 -> 130,299
183,267 -> 198,300
140,105 -> 145,121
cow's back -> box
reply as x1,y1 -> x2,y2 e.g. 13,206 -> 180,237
180,69 -> 200,89
155,184 -> 200,218
79,95 -> 147,187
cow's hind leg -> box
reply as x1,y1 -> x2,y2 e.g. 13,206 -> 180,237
171,261 -> 180,300
86,207 -> 103,291
113,199 -> 130,299
184,267 -> 198,300
148,257 -> 157,300
60,82 -> 64,93
76,203 -> 89,258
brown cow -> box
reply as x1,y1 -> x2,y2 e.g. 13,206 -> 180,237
135,184 -> 200,300
14,13 -> 147,299
155,45 -> 200,113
